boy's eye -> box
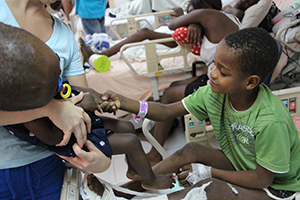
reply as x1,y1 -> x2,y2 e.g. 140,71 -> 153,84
220,69 -> 227,76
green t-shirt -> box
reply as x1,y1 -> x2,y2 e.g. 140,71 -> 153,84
182,84 -> 300,191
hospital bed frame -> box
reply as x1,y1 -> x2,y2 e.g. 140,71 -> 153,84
60,164 -> 82,200
275,18 -> 300,53
108,10 -> 199,101
119,37 -> 195,101
70,9 -> 199,101
109,10 -> 176,40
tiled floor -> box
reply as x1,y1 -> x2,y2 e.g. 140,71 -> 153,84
94,118 -> 187,185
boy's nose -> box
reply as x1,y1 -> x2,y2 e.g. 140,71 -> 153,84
209,64 -> 217,79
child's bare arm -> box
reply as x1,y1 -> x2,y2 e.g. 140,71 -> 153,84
101,90 -> 188,121
211,164 -> 275,189
24,118 -> 63,146
72,86 -> 105,113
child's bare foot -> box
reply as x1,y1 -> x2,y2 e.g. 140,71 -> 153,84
79,38 -> 96,62
126,169 -> 142,181
141,173 -> 176,190
87,174 -> 105,196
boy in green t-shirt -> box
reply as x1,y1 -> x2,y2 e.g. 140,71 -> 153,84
99,27 -> 300,199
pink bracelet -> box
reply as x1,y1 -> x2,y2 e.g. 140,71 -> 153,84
133,101 -> 148,123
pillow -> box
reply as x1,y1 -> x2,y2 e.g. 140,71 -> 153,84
242,0 -> 273,28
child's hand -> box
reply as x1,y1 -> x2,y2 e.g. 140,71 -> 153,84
172,7 -> 184,19
100,90 -> 121,114
76,91 -> 104,113
187,24 -> 203,47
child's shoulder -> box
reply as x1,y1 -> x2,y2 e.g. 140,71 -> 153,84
256,84 -> 292,121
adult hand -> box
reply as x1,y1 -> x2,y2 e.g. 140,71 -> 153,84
58,140 -> 111,173
178,163 -> 211,187
187,24 -> 203,47
45,92 -> 91,148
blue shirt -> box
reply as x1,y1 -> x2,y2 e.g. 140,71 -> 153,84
75,0 -> 106,19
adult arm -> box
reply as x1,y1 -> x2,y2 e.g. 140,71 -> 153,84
65,74 -> 88,88
61,0 -> 73,20
23,88 -> 103,145
0,93 -> 91,147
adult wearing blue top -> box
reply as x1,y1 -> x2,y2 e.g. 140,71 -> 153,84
75,0 -> 107,35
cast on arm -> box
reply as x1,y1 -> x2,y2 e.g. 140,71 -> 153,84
178,163 -> 275,189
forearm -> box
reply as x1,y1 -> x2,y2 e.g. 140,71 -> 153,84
24,118 -> 63,145
118,94 -> 187,121
211,167 -> 274,189
168,9 -> 206,30
0,106 -> 51,126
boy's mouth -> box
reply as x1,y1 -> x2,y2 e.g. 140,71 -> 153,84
209,79 -> 218,87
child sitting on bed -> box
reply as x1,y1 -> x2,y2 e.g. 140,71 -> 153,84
97,27 -> 300,200
5,66 -> 175,191
79,0 -> 259,65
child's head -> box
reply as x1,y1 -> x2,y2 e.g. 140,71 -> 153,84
188,0 -> 222,12
224,27 -> 278,83
0,22 -> 60,111
209,27 -> 278,94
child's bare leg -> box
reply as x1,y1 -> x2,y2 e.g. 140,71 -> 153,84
168,178 -> 271,200
79,38 -> 98,62
147,77 -> 198,165
153,142 -> 234,175
101,116 -> 135,134
87,174 -> 105,196
108,133 -> 175,190
80,28 -> 175,61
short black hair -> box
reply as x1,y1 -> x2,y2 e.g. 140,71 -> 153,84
224,27 -> 279,83
0,22 -> 60,111
189,0 -> 222,10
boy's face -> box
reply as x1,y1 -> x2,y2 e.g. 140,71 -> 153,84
209,40 -> 248,95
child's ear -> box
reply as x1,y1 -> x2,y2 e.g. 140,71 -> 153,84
245,75 -> 260,90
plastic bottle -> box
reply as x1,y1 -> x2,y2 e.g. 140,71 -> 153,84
88,54 -> 111,72
272,3 -> 300,24
282,0 -> 300,11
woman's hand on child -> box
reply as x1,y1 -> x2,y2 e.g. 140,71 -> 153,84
58,140 -> 111,173
46,92 -> 91,148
